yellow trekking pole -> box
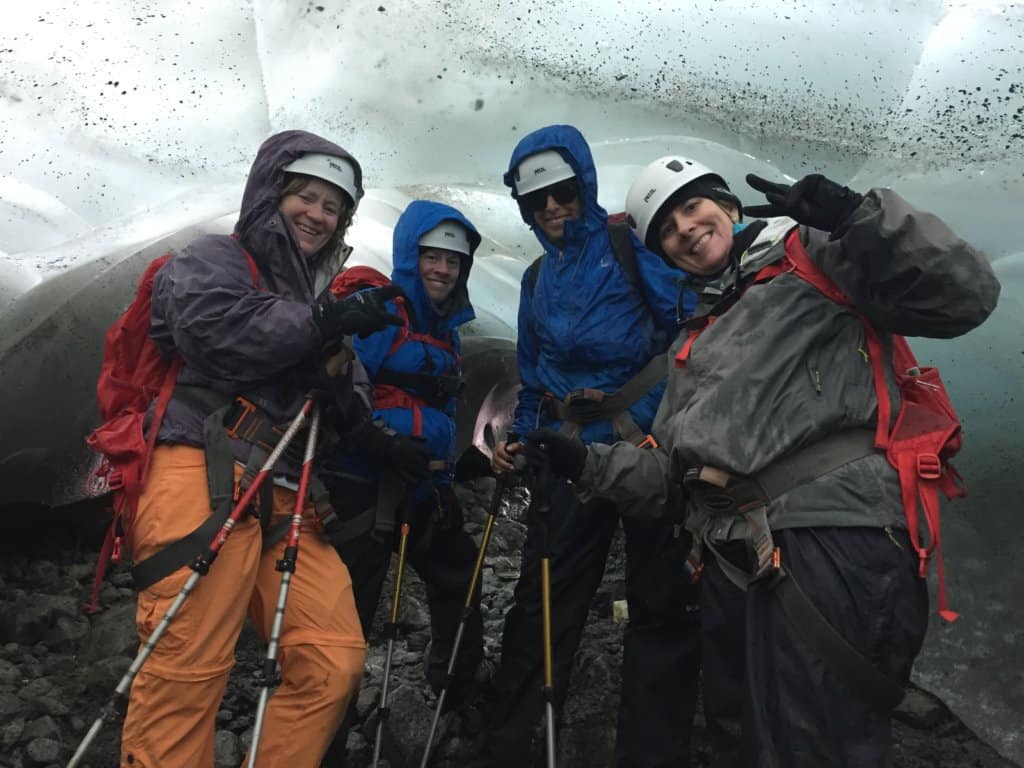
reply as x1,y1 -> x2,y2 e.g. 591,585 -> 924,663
419,434 -> 524,766
372,492 -> 414,768
532,447 -> 557,768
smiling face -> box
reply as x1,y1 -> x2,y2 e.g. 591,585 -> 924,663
528,181 -> 583,246
278,178 -> 346,258
419,247 -> 462,303
657,197 -> 738,275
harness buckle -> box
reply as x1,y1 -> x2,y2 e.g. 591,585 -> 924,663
916,453 -> 942,480
224,397 -> 259,440
111,535 -> 123,562
635,434 -> 659,449
683,466 -> 740,515
566,388 -> 605,405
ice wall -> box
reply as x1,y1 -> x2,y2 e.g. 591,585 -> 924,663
1,0 -> 1022,760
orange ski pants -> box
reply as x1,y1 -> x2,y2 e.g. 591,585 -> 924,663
120,445 -> 365,768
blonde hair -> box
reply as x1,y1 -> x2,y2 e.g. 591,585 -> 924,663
715,199 -> 741,223
281,174 -> 355,276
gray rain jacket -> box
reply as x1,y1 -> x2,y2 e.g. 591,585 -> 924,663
579,189 -> 1000,534
150,130 -> 370,474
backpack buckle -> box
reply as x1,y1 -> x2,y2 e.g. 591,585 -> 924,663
224,397 -> 259,440
916,453 -> 942,480
107,469 -> 125,491
635,434 -> 659,449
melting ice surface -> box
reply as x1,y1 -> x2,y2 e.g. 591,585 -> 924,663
1,0 -> 1022,760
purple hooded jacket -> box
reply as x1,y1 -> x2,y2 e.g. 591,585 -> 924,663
150,130 -> 367,474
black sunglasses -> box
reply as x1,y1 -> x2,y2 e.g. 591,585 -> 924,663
520,179 -> 579,213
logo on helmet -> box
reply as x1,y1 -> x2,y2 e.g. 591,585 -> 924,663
643,188 -> 657,203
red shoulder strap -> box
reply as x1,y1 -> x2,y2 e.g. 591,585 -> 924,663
783,231 -> 891,450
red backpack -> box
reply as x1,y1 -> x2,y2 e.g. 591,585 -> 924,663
675,228 -> 965,621
84,248 -> 260,610
328,266 -> 458,435
778,231 -> 964,621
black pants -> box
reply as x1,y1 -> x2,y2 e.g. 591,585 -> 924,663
485,478 -> 701,767
321,486 -> 483,766
701,526 -> 929,768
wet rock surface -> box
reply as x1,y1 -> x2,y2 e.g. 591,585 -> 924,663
0,479 -> 1019,768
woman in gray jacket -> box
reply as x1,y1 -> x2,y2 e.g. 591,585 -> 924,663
522,157 -> 1000,768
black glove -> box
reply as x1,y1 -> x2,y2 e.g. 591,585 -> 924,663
523,427 -> 587,483
354,420 -> 431,485
430,485 -> 464,529
312,286 -> 404,342
745,173 -> 864,234
309,363 -> 351,404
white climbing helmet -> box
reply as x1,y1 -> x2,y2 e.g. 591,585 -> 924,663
283,153 -> 360,209
513,149 -> 576,196
625,156 -> 731,247
419,220 -> 472,256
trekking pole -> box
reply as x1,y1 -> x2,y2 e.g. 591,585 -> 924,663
67,397 -> 315,768
532,447 -> 558,768
246,403 -> 320,767
372,491 -> 415,768
419,437 -> 524,767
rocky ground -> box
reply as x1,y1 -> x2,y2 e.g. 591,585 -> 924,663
0,477 -> 1019,768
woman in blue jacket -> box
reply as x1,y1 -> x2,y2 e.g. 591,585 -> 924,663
322,200 -> 484,765
488,125 -> 702,768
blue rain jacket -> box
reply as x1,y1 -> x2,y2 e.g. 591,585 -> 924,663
504,125 -> 691,445
350,200 -> 480,488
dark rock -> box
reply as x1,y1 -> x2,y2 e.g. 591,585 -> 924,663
372,683 -> 433,764
345,730 -> 371,766
21,716 -> 60,744
0,658 -> 20,685
30,697 -> 70,719
399,595 -> 430,632
0,594 -> 78,646
43,616 -> 89,651
895,687 -> 947,730
24,561 -> 59,587
1,716 -> 25,747
84,656 -> 131,690
23,737 -> 61,765
405,630 -> 430,653
65,563 -> 96,583
356,682 -> 380,720
80,602 -> 136,661
16,678 -> 53,702
213,730 -> 242,767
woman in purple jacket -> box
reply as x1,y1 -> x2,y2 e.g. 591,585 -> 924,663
122,130 -> 400,768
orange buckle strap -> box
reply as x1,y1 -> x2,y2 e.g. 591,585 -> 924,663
635,434 -> 658,449
224,397 -> 259,440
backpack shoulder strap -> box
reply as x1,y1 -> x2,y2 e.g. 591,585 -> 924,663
525,255 -> 544,297
608,221 -> 660,320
